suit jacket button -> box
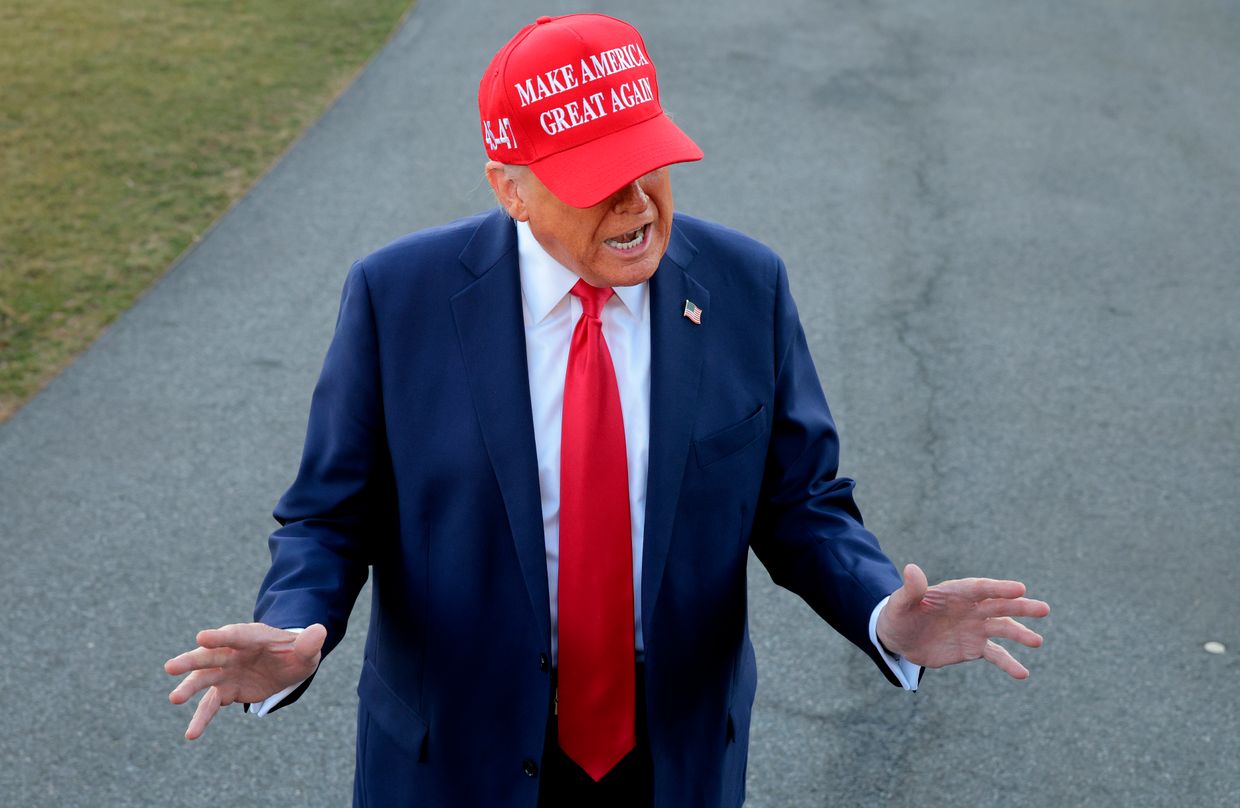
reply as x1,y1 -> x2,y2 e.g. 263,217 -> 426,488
523,759 -> 539,777
539,653 -> 549,672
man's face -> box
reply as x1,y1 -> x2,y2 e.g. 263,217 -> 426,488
493,165 -> 674,288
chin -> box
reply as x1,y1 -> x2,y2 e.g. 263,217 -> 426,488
604,260 -> 660,287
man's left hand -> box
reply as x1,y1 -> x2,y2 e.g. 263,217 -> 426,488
876,563 -> 1050,679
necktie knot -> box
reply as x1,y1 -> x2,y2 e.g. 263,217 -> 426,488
570,278 -> 614,319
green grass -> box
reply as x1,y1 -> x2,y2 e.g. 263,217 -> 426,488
0,0 -> 413,421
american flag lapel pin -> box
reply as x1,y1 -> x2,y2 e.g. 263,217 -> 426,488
682,299 -> 702,325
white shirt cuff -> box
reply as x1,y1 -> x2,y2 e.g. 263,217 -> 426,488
246,627 -> 310,717
869,596 -> 922,691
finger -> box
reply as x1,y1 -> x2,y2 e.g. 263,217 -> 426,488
197,623 -> 292,650
981,640 -> 1030,679
164,646 -> 234,676
168,668 -> 224,705
894,563 -> 928,609
292,624 -> 327,663
959,577 -> 1027,601
185,686 -> 223,741
985,616 -> 1044,648
976,597 -> 1051,620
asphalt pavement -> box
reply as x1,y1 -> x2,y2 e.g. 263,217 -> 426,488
1,0 -> 1237,805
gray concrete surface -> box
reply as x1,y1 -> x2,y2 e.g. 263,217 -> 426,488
2,0 -> 1238,805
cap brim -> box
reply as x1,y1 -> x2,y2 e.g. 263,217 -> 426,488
527,113 -> 703,208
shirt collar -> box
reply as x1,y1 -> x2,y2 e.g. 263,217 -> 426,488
516,220 -> 647,324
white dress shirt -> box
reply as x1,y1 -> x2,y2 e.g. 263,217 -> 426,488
516,219 -> 650,663
250,220 -> 917,716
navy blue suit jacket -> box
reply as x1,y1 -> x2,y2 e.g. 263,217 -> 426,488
255,208 -> 903,807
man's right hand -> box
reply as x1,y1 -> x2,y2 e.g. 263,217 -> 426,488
164,622 -> 326,740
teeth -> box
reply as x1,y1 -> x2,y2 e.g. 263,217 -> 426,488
604,225 -> 645,250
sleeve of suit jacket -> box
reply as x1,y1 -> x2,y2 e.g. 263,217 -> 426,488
749,259 -> 906,686
253,261 -> 393,698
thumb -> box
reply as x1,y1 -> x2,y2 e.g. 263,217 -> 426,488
293,623 -> 327,661
896,563 -> 928,609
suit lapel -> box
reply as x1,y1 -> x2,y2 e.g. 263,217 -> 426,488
449,211 -> 707,653
451,210 -> 551,649
642,221 -> 707,634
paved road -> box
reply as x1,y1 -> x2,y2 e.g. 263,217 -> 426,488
2,0 -> 1237,805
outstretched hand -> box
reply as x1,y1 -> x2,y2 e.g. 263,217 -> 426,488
876,564 -> 1049,679
164,622 -> 326,740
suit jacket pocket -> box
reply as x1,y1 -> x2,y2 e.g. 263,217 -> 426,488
357,657 -> 428,760
693,406 -> 767,468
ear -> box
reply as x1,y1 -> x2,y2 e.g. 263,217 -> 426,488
484,161 -> 529,221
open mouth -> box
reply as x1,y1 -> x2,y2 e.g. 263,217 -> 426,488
603,223 -> 649,252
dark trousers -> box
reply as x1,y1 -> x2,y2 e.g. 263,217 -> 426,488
538,666 -> 653,808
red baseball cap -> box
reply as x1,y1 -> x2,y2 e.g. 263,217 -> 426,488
478,14 -> 703,208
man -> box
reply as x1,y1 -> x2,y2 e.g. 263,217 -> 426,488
166,14 -> 1048,807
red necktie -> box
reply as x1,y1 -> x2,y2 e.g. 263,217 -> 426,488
557,279 -> 636,781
